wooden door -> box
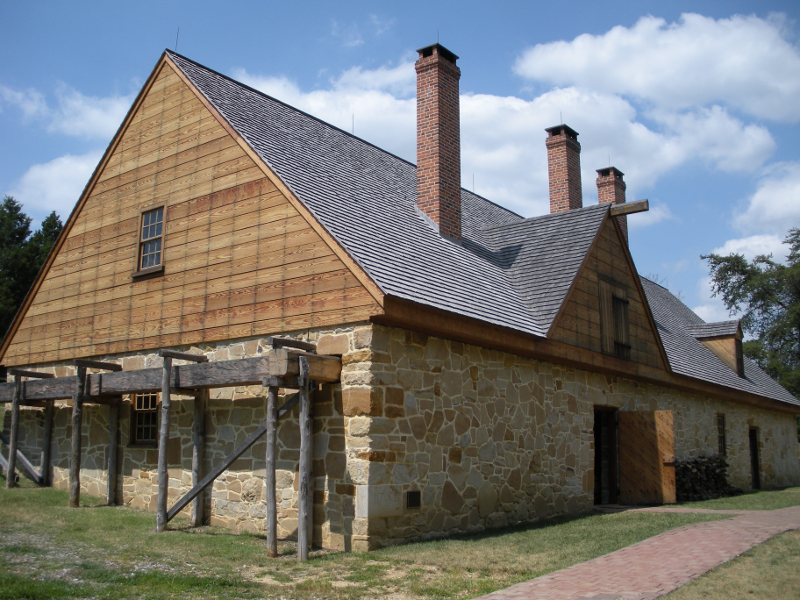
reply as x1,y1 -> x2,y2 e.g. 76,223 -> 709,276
619,411 -> 676,505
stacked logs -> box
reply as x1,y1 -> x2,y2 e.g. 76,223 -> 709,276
675,455 -> 743,501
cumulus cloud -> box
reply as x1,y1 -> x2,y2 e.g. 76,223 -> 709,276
514,13 -> 800,122
711,234 -> 789,261
733,161 -> 800,235
693,275 -> 739,323
628,202 -> 674,229
8,151 -> 101,219
0,82 -> 131,139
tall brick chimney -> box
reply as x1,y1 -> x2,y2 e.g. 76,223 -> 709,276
416,43 -> 461,240
596,167 -> 628,243
545,124 -> 582,213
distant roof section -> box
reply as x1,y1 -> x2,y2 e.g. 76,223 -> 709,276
685,321 -> 741,339
167,51 -> 610,337
641,278 -> 798,406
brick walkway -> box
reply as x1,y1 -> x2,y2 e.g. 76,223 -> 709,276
474,505 -> 800,600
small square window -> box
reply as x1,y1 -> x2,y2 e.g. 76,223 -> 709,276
131,392 -> 159,445
138,207 -> 164,271
406,490 -> 421,509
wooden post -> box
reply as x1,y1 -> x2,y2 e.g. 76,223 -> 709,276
297,357 -> 312,561
69,366 -> 87,507
191,391 -> 206,526
156,356 -> 172,532
41,400 -> 54,486
5,376 -> 22,488
106,398 -> 120,505
265,385 -> 278,558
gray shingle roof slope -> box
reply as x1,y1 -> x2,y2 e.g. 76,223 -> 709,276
168,51 -> 607,337
684,321 -> 741,338
641,277 -> 798,406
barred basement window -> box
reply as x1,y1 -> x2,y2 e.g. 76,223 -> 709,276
136,206 -> 164,273
132,392 -> 158,445
599,279 -> 631,359
717,414 -> 727,456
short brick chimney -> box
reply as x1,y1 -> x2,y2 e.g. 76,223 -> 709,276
546,124 -> 582,213
416,43 -> 461,240
597,167 -> 628,243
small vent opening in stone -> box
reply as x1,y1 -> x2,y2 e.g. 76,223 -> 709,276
406,490 -> 421,509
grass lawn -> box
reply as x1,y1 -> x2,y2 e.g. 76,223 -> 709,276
0,476 -> 730,600
678,485 -> 800,511
663,529 -> 800,600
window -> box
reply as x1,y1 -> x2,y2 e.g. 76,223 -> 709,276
137,207 -> 164,272
406,490 -> 421,509
131,392 -> 158,445
599,279 -> 630,359
716,414 -> 727,456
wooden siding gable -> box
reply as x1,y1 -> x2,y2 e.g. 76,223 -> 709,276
0,53 -> 384,367
548,214 -> 670,372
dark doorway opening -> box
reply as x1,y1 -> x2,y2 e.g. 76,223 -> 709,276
749,428 -> 761,490
594,406 -> 619,504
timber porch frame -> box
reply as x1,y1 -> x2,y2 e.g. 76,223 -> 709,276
0,338 -> 341,562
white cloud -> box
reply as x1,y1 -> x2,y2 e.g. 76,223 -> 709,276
0,85 -> 48,119
693,275 -> 739,323
331,19 -> 363,48
0,82 -> 132,139
514,13 -> 800,122
8,151 -> 101,219
733,161 -> 800,235
369,14 -> 395,35
712,234 -> 789,262
47,84 -> 132,139
628,202 -> 674,229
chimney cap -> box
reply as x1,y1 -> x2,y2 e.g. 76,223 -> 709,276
416,43 -> 459,64
597,166 -> 625,178
545,124 -> 579,140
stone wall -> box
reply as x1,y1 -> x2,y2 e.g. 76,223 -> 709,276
3,322 -> 799,552
341,324 -> 800,548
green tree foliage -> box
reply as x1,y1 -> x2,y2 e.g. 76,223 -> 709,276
0,196 -> 63,341
702,228 -> 800,400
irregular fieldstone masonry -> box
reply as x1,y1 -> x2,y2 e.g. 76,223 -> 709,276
4,322 -> 799,552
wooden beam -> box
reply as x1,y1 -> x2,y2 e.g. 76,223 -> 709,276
268,349 -> 341,383
297,357 -> 312,561
265,385 -> 278,558
0,377 -> 77,403
267,337 -> 317,353
41,400 -> 54,486
69,366 -> 86,507
165,392 -> 299,524
5,376 -> 22,488
107,397 -> 121,505
158,350 -> 208,363
610,199 -> 649,216
262,376 -> 301,389
7,369 -> 54,379
73,359 -> 122,372
0,429 -> 42,486
156,357 -> 172,532
191,390 -> 206,526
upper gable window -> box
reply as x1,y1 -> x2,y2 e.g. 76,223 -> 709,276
135,207 -> 164,275
599,279 -> 631,359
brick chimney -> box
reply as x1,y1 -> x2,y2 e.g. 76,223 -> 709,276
596,167 -> 628,243
546,124 -> 582,213
416,43 -> 461,240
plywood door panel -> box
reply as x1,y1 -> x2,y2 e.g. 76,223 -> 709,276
619,410 -> 675,505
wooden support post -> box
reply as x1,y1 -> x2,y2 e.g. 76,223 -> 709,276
41,400 -> 54,486
265,385 -> 278,558
191,391 -> 206,527
297,357 -> 312,562
156,357 -> 172,532
107,397 -> 120,505
5,376 -> 22,488
69,366 -> 87,507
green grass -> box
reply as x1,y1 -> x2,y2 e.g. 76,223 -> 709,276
663,529 -> 800,600
678,486 -> 800,511
4,476 -> 786,600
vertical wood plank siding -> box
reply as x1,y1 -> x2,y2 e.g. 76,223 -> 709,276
3,65 -> 381,365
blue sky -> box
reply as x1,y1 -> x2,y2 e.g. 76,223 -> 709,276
1,1 -> 799,323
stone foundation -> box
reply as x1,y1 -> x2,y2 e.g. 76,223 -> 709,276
3,323 -> 799,551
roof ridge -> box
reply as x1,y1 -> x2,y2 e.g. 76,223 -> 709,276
482,202 -> 609,232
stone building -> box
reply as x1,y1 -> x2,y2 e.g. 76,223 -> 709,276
1,44 -> 798,551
